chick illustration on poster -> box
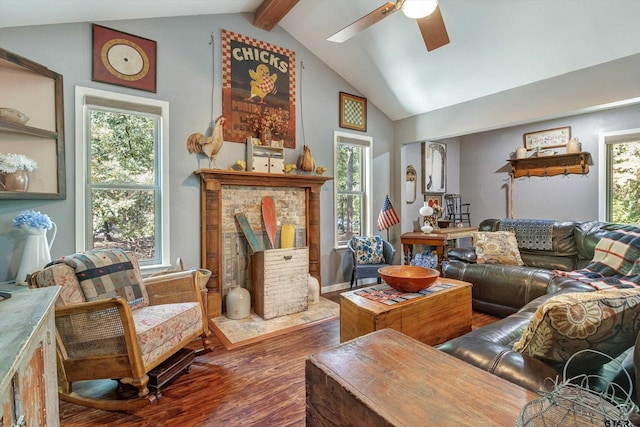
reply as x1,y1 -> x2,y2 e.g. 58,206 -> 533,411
247,64 -> 277,103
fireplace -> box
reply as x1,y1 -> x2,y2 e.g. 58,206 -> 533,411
195,170 -> 332,319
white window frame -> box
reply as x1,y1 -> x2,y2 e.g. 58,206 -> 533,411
74,86 -> 171,274
598,127 -> 640,222
333,130 -> 373,249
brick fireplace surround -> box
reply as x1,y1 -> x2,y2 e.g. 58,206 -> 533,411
195,169 -> 332,319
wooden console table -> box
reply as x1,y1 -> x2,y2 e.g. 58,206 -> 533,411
195,170 -> 332,318
400,227 -> 477,269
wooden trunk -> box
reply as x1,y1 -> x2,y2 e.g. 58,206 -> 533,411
340,278 -> 472,345
252,247 -> 309,320
306,329 -> 537,426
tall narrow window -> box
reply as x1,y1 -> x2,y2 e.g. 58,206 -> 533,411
600,129 -> 640,223
334,131 -> 372,247
76,87 -> 170,270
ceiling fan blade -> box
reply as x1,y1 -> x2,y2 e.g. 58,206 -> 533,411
327,2 -> 398,43
416,3 -> 450,51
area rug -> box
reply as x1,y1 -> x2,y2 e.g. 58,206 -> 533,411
210,297 -> 339,350
355,282 -> 453,305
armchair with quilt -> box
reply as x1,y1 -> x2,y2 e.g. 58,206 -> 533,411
31,248 -> 214,411
348,236 -> 396,289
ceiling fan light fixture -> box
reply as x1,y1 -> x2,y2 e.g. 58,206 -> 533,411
402,0 -> 438,19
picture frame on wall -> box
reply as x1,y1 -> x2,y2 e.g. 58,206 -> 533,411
339,92 -> 367,132
523,126 -> 571,151
422,142 -> 446,194
92,24 -> 157,93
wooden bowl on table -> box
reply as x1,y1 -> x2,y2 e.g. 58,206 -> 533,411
378,266 -> 440,293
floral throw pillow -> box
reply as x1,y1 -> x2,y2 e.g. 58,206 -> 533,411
473,231 -> 524,265
352,236 -> 385,265
512,289 -> 640,369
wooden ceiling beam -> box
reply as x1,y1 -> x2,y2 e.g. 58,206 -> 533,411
254,0 -> 299,31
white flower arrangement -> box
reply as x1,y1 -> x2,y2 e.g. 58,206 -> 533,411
0,153 -> 37,173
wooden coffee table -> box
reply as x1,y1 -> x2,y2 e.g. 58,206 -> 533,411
340,277 -> 472,345
307,328 -> 537,426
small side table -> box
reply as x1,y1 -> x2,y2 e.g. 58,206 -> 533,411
400,232 -> 446,270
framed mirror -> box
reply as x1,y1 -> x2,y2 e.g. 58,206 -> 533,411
0,48 -> 66,199
422,142 -> 446,194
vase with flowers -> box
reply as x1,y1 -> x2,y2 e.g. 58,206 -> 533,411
0,153 -> 37,192
13,209 -> 56,284
247,108 -> 288,146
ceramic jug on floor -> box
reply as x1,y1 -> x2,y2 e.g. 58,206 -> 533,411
15,222 -> 57,284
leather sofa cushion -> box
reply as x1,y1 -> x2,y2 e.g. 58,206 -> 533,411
513,288 -> 640,370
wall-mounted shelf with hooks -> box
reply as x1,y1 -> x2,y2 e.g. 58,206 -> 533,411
507,152 -> 590,178
507,152 -> 591,218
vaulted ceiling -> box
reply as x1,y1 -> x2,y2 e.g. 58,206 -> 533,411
2,0 -> 640,121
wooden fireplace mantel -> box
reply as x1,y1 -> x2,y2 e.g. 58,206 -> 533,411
195,169 -> 333,318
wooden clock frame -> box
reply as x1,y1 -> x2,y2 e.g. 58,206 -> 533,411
92,24 -> 157,93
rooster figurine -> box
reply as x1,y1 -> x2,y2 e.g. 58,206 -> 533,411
186,115 -> 225,168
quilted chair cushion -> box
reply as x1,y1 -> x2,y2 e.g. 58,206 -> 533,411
57,249 -> 149,309
133,302 -> 202,366
352,236 -> 385,264
512,289 -> 640,370
473,231 -> 524,265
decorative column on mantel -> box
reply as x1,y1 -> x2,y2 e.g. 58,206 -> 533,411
195,169 -> 333,319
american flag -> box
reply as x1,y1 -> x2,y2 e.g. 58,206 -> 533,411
377,195 -> 400,231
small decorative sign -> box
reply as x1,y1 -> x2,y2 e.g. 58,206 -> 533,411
339,92 -> 367,132
523,126 -> 571,151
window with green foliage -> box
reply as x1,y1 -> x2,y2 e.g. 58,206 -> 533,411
76,87 -> 170,269
606,138 -> 640,224
334,131 -> 372,247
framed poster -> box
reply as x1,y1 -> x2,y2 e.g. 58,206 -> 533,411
339,92 -> 367,132
422,142 -> 446,194
92,24 -> 157,93
523,126 -> 571,151
222,30 -> 296,148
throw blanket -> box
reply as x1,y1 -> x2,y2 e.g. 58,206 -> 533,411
554,225 -> 640,290
49,248 -> 146,307
499,219 -> 555,251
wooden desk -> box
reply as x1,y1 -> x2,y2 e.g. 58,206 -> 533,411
400,227 -> 477,268
340,278 -> 472,345
306,328 -> 537,426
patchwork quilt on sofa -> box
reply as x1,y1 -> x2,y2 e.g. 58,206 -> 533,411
554,225 -> 640,289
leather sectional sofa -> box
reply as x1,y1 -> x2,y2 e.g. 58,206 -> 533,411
437,218 -> 640,397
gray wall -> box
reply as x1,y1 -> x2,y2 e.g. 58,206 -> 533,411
459,103 -> 640,224
0,13 -> 394,285
394,54 -> 640,230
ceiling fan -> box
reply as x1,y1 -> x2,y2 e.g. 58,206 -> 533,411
327,0 -> 449,52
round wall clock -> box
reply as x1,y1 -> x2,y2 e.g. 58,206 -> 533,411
92,24 -> 157,93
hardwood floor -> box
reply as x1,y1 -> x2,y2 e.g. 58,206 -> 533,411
58,289 -> 499,427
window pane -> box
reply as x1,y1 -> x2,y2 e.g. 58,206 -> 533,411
610,141 -> 640,224
336,144 -> 362,192
90,110 -> 156,185
336,193 -> 362,245
91,189 -> 156,261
